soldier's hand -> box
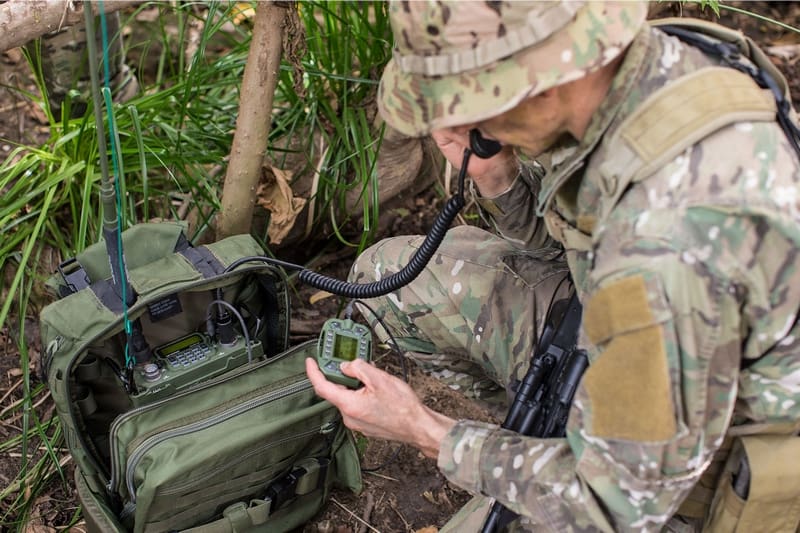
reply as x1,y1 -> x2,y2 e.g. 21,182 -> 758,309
305,357 -> 456,458
432,128 -> 518,197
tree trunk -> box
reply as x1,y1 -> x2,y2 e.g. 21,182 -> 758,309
216,1 -> 288,239
0,0 -> 140,52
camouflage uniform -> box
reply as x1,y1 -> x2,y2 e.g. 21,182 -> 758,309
356,1 -> 800,531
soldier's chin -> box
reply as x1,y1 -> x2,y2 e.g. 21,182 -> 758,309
515,133 -> 572,162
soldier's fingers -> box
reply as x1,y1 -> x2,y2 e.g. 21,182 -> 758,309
305,357 -> 351,403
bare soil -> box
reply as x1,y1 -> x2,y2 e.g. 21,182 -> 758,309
1,2 -> 799,532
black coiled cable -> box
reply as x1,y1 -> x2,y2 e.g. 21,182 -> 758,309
298,148 -> 471,298
301,130 -> 503,298
229,130 -> 502,299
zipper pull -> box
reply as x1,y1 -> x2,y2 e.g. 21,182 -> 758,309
320,421 -> 338,435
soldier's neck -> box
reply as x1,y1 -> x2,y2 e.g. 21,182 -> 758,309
563,53 -> 627,142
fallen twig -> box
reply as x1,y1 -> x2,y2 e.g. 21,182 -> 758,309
356,492 -> 376,533
330,496 -> 381,533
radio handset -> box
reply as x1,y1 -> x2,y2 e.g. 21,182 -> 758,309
469,129 -> 502,159
317,318 -> 372,388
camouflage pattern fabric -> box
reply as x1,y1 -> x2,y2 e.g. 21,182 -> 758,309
363,12 -> 800,533
350,225 -> 569,409
378,1 -> 647,137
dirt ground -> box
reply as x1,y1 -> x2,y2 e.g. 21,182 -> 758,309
1,2 -> 800,532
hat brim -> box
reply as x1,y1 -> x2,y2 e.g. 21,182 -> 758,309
378,1 -> 647,137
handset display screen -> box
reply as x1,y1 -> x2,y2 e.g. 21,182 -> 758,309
333,335 -> 358,361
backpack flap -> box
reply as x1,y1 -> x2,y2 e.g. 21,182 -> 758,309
45,222 -> 189,298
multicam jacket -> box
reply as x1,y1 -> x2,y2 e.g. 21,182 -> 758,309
437,24 -> 800,531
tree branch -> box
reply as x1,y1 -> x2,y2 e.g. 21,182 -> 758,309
217,1 -> 289,238
0,0 -> 140,53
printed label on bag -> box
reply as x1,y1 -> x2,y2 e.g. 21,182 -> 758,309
148,294 -> 183,322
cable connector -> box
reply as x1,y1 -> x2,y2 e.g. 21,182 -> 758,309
216,306 -> 237,346
128,322 -> 151,365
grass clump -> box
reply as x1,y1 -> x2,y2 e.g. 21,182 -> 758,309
0,1 -> 392,529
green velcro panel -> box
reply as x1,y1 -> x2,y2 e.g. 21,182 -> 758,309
621,67 -> 775,165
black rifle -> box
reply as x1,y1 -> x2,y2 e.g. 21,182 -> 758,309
480,291 -> 588,533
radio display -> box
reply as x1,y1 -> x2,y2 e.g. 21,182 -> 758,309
156,334 -> 203,358
333,335 -> 358,361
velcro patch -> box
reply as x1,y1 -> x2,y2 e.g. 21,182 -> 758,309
583,275 -> 655,344
583,275 -> 677,442
621,67 -> 775,164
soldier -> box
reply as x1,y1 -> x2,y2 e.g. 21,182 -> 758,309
306,1 -> 800,531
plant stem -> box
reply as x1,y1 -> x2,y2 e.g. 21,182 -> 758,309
718,4 -> 800,35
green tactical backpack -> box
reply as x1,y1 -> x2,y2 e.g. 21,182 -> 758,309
40,222 -> 362,532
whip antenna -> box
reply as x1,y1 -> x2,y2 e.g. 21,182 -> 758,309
84,2 -> 151,369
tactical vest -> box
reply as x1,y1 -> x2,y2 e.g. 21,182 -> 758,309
542,19 -> 800,532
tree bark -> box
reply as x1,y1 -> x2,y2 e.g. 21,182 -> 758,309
0,0 -> 140,52
216,1 -> 288,239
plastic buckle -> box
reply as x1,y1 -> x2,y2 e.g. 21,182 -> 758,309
264,458 -> 332,510
296,458 -> 329,495
57,257 -> 90,296
222,501 -> 251,531
265,467 -> 304,510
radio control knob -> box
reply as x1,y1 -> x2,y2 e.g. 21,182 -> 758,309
143,363 -> 162,382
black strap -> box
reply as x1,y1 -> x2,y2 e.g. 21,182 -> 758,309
659,24 -> 800,159
57,257 -> 91,297
179,246 -> 226,278
78,235 -> 224,312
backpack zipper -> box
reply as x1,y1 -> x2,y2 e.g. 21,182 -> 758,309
157,420 -> 337,496
106,340 -> 314,493
121,379 -> 313,503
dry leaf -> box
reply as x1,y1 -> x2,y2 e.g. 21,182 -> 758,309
766,44 -> 800,62
309,290 -> 334,305
256,165 -> 307,245
414,527 -> 438,533
231,2 -> 256,25
24,524 -> 55,533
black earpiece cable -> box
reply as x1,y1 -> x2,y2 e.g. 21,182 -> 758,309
297,130 -> 502,298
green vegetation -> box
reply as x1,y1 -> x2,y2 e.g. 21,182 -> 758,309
0,2 -> 391,529
684,0 -> 800,35
273,1 -> 391,249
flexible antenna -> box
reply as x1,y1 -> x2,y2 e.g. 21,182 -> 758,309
84,3 -> 150,367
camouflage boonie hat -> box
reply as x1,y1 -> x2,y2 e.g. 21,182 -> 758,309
379,1 -> 648,137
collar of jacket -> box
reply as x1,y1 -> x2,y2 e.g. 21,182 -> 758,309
536,27 -> 654,218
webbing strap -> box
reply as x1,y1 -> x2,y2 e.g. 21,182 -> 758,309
90,279 -> 125,314
86,238 -> 222,312
179,246 -> 226,279
178,499 -> 273,533
657,20 -> 800,159
598,65 -> 776,220
620,67 -> 775,164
